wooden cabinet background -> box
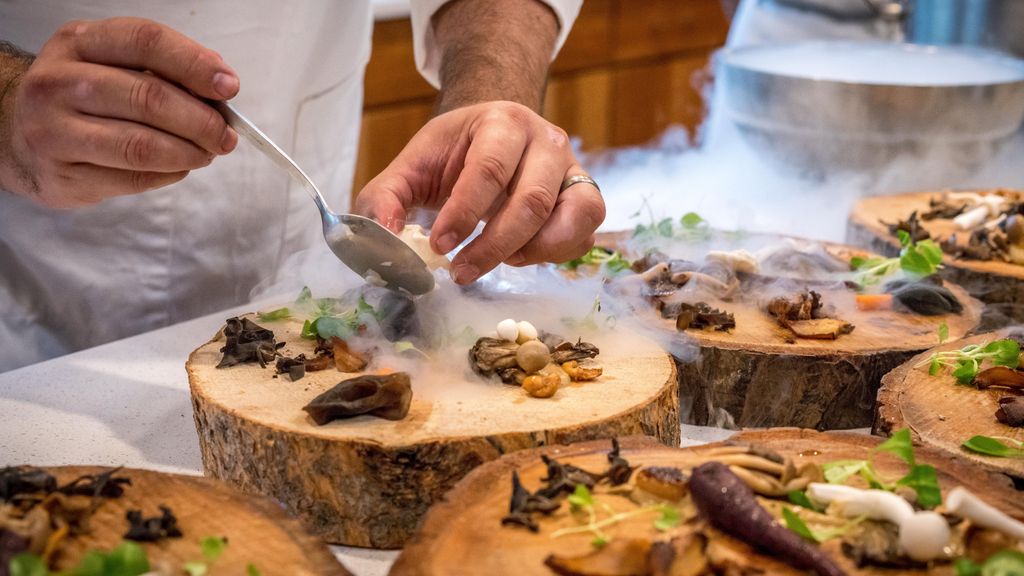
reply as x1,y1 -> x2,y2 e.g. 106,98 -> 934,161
354,0 -> 731,198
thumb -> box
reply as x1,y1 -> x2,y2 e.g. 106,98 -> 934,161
353,173 -> 412,234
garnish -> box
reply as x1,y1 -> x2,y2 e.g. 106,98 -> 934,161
631,203 -> 711,240
551,484 -> 670,547
787,490 -> 820,512
851,230 -> 943,287
961,435 -> 1024,458
781,507 -> 863,543
124,505 -> 183,542
559,247 -> 631,275
10,542 -> 150,576
917,338 -> 1020,383
938,322 -> 949,344
183,535 -> 228,576
954,549 -> 1024,576
257,307 -> 291,322
823,429 -> 942,508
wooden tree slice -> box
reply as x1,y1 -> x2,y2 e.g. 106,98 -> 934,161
188,318 -> 678,549
594,231 -> 982,430
42,466 -> 347,575
876,329 -> 1024,481
847,189 -> 1024,330
392,429 -> 1020,576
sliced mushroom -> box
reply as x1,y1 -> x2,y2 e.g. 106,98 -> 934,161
545,538 -> 653,576
974,366 -> 1024,391
302,372 -> 412,424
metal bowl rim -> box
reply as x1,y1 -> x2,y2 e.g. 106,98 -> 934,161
719,40 -> 1024,89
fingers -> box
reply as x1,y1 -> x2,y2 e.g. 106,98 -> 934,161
54,115 -> 214,173
506,168 -> 605,266
68,63 -> 236,155
448,136 -> 564,284
35,164 -> 188,209
354,172 -> 413,234
68,17 -> 239,100
431,120 -> 529,256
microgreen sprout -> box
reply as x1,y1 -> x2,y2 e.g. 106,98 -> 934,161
551,485 -> 677,547
916,338 -> 1020,383
961,435 -> 1024,459
822,429 -> 942,508
850,230 -> 943,287
560,247 -> 631,274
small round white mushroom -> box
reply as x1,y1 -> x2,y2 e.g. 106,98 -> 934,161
496,318 -> 518,342
515,320 -> 538,344
898,511 -> 950,562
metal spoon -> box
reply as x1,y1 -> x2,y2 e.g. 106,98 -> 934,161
214,101 -> 435,295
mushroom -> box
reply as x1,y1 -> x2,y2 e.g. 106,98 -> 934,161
515,340 -> 551,373
705,249 -> 759,274
302,372 -> 413,424
946,486 -> 1024,541
808,483 -> 951,562
515,321 -> 539,344
974,366 -> 1024,391
996,395 -> 1024,426
496,318 -> 518,342
545,538 -> 652,576
634,466 -> 688,501
1004,215 -> 1024,264
522,373 -> 559,398
561,359 -> 603,381
469,337 -> 520,379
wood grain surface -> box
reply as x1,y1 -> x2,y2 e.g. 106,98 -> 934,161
188,317 -> 679,548
392,429 -> 1020,576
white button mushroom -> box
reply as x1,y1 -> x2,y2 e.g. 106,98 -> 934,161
496,318 -> 519,342
515,320 -> 538,344
898,511 -> 950,562
946,486 -> 1024,541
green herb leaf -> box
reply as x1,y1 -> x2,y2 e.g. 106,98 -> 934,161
295,286 -> 313,305
929,357 -> 942,376
897,229 -> 912,247
247,564 -> 263,576
896,464 -> 942,508
301,318 -> 318,340
782,507 -> 819,542
787,490 -> 819,511
8,554 -> 48,576
656,217 -> 674,237
952,359 -> 980,384
962,436 -> 1024,458
849,256 -> 866,269
200,536 -> 228,563
654,505 -> 681,532
983,340 -> 1021,368
258,307 -> 291,322
938,323 -> 949,344
591,535 -> 610,548
876,428 -> 915,466
680,212 -> 705,228
633,223 -> 648,238
823,460 -> 871,485
567,484 -> 593,509
978,550 -> 1024,575
954,557 -> 981,576
183,562 -> 208,576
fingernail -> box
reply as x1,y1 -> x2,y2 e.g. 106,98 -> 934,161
220,127 -> 237,153
436,232 -> 459,254
506,251 -> 526,266
451,263 -> 479,285
213,72 -> 239,99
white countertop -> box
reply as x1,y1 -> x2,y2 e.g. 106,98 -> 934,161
0,300 -> 739,576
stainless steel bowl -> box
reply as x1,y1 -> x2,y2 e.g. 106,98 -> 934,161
718,41 -> 1024,173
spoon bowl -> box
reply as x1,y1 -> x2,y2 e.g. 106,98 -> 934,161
215,101 -> 435,295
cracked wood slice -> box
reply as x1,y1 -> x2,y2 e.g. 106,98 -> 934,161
391,429 -> 1022,576
38,466 -> 348,575
875,328 -> 1024,482
594,231 -> 982,430
187,316 -> 679,549
847,189 -> 1024,330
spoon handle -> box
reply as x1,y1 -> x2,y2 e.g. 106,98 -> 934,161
213,100 -> 335,218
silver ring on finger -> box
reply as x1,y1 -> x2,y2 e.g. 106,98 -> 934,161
560,174 -> 600,194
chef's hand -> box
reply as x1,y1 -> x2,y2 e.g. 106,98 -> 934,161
355,101 -> 605,285
0,18 -> 238,209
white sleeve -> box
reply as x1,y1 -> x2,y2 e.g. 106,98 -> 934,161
409,0 -> 583,89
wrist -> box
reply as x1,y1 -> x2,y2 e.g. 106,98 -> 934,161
0,43 -> 34,196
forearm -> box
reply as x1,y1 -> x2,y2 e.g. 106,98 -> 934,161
432,0 -> 559,114
0,41 -> 34,193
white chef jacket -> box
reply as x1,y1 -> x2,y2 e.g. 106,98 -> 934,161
0,0 -> 581,372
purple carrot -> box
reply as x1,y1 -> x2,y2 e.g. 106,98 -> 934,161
689,461 -> 847,576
